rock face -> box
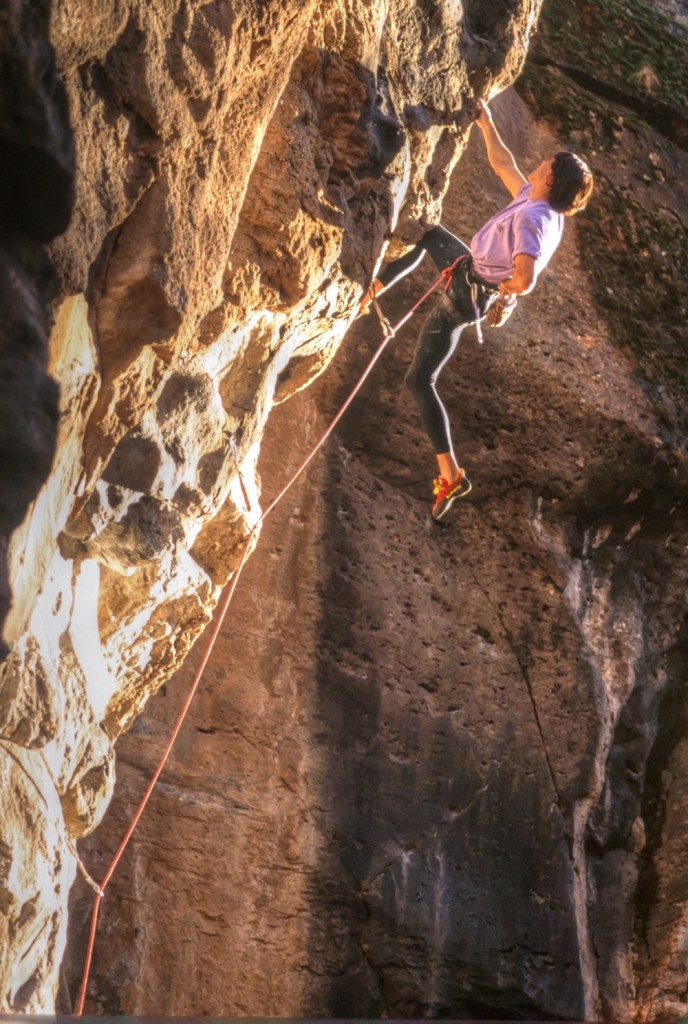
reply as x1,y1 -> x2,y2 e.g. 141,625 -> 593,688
0,0 -> 546,1013
63,66 -> 688,1018
2,0 -> 688,1017
0,0 -> 75,1007
0,0 -> 74,657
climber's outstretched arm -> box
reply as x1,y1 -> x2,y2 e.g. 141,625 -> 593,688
474,100 -> 526,198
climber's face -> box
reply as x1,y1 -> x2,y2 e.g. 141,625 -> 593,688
528,157 -> 555,193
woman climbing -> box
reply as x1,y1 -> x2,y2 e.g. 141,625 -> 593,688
361,99 -> 593,521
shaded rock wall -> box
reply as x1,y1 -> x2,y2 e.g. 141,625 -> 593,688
0,0 -> 73,653
0,0 -> 75,1007
62,4 -> 688,1019
519,5 -> 688,1017
68,76 -> 688,1024
0,0 -> 545,1012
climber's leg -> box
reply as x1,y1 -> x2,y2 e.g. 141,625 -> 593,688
361,226 -> 471,312
418,226 -> 471,272
404,301 -> 472,518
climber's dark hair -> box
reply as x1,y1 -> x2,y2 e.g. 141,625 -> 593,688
549,151 -> 593,216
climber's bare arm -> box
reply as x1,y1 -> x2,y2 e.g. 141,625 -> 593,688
475,100 -> 527,198
499,253 -> 538,298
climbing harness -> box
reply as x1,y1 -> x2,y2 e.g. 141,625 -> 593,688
451,255 -> 484,344
73,260 -> 457,1016
440,253 -> 503,345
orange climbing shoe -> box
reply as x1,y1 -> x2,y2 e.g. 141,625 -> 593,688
431,471 -> 472,520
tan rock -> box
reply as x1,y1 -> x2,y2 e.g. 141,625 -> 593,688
66,84 -> 688,1019
1,0 -> 544,1011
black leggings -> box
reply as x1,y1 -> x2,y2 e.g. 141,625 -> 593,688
378,226 -> 486,455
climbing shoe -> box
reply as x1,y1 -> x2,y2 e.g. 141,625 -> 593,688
431,472 -> 472,520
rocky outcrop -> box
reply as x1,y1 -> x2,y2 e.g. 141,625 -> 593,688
0,0 -> 75,1006
520,7 -> 688,1015
62,59 -> 688,1016
0,0 -> 74,660
0,0 -> 546,1012
3,0 -> 688,1017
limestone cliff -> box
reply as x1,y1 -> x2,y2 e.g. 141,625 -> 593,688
0,0 -> 544,1012
2,0 -> 688,1018
65,62 -> 688,1018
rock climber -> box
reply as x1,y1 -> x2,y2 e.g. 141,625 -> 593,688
360,99 -> 593,521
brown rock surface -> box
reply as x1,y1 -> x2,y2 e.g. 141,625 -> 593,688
0,0 -> 74,663
2,0 -> 688,1016
0,0 -> 547,1012
0,2 -> 74,1004
65,71 -> 688,1021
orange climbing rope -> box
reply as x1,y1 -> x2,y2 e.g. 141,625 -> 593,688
74,259 -> 458,1015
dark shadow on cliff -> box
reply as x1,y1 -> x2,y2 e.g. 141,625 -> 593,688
301,120 -> 688,1007
0,0 -> 74,658
635,607 -> 688,939
517,0 -> 688,451
303,296 -> 588,1018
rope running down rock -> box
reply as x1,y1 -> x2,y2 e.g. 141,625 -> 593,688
74,260 -> 460,1014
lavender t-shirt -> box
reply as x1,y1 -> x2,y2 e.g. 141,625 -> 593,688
470,183 -> 563,284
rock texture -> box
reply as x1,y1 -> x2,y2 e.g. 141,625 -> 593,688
2,0 -> 688,1017
0,0 -> 547,1013
0,0 -> 75,1007
62,65 -> 688,1018
0,0 -> 74,658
